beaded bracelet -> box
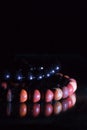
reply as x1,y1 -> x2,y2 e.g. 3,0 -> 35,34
0,74 -> 77,103
1,93 -> 76,118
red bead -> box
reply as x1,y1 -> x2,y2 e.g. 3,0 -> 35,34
19,103 -> 27,117
32,104 -> 40,117
67,83 -> 74,96
1,82 -> 7,89
20,89 -> 28,103
44,103 -> 53,116
45,89 -> 54,102
62,86 -> 69,99
33,89 -> 41,103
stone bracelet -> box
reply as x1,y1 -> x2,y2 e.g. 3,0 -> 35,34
0,74 -> 77,103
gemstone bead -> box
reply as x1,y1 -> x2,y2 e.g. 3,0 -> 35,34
70,78 -> 77,92
7,89 -> 12,102
20,89 -> 28,103
54,102 -> 62,115
62,99 -> 69,111
69,93 -> 76,106
1,82 -> 7,89
67,83 -> 74,96
19,103 -> 27,117
32,104 -> 40,117
33,89 -> 41,103
62,86 -> 69,99
45,89 -> 54,102
44,103 -> 53,116
54,88 -> 63,100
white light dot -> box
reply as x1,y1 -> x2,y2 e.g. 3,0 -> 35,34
46,73 -> 50,77
56,66 -> 59,70
40,67 -> 44,70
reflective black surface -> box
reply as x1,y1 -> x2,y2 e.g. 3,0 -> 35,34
0,54 -> 87,130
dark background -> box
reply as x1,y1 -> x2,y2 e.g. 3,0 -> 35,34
0,1 -> 87,130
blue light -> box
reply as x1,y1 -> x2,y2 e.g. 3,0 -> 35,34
29,75 -> 33,80
5,74 -> 10,79
46,73 -> 50,77
50,70 -> 55,74
38,75 -> 43,80
40,67 -> 44,70
17,75 -> 22,80
55,66 -> 59,70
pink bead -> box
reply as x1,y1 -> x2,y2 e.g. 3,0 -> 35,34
54,102 -> 62,115
62,86 -> 69,99
54,88 -> 63,101
32,104 -> 40,117
33,89 -> 41,103
69,78 -> 77,92
44,103 -> 53,116
62,99 -> 69,111
67,97 -> 73,108
7,89 -> 12,102
69,93 -> 76,106
45,89 -> 54,102
67,83 -> 74,96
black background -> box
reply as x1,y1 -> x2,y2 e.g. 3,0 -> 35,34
0,1 -> 87,130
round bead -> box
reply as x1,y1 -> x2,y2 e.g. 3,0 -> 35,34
69,93 -> 76,106
32,104 -> 40,117
69,78 -> 77,92
67,97 -> 73,108
20,89 -> 28,103
19,103 -> 27,117
62,86 -> 69,99
67,83 -> 74,96
7,89 -> 12,102
33,89 -> 41,103
1,82 -> 7,89
44,103 -> 53,116
45,89 -> 54,102
54,102 -> 62,115
62,99 -> 69,111
54,88 -> 63,101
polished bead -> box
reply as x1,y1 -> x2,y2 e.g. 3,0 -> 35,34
67,97 -> 73,108
7,89 -> 12,102
62,86 -> 69,99
54,88 -> 63,101
45,89 -> 54,102
44,103 -> 53,116
69,93 -> 76,106
32,104 -> 40,117
69,78 -> 77,92
20,89 -> 28,103
19,103 -> 27,117
33,89 -> 41,103
62,99 -> 69,111
54,102 -> 62,115
67,83 -> 74,96
1,82 -> 7,89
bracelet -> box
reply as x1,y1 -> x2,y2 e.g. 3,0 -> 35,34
3,93 -> 76,118
0,74 -> 77,103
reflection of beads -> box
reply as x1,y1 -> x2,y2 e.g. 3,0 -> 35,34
5,93 -> 76,118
